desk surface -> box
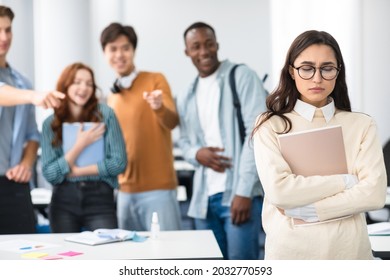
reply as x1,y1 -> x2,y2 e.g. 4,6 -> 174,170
369,235 -> 390,259
0,230 -> 222,260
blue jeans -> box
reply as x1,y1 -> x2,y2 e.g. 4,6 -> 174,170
195,193 -> 263,260
117,189 -> 182,231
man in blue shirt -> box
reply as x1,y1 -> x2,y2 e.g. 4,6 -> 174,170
176,22 -> 267,259
0,5 -> 63,234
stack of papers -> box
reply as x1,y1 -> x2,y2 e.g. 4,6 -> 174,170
367,222 -> 390,236
65,228 -> 147,245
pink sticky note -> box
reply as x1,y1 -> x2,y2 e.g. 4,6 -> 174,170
42,255 -> 64,260
58,251 -> 83,257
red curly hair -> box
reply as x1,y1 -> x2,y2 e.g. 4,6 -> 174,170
51,62 -> 102,147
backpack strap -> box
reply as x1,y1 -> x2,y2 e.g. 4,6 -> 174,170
229,64 -> 245,145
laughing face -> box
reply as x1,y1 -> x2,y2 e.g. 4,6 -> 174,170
0,16 -> 12,65
103,35 -> 135,77
68,68 -> 94,107
185,27 -> 220,78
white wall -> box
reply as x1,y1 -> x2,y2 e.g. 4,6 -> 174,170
117,0 -> 270,97
270,0 -> 363,109
270,0 -> 390,145
362,0 -> 390,145
2,0 -> 34,81
2,0 -> 390,145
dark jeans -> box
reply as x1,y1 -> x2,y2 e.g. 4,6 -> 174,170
0,176 -> 36,234
49,181 -> 117,233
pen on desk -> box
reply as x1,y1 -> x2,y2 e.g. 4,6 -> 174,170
19,246 -> 32,250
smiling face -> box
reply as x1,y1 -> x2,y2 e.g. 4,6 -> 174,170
103,35 -> 135,77
184,27 -> 220,77
0,16 -> 12,66
289,44 -> 338,108
67,68 -> 94,108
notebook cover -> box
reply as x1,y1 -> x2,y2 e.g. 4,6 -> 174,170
278,125 -> 348,176
62,122 -> 104,167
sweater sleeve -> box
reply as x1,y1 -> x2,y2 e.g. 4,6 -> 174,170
315,119 -> 387,221
253,117 -> 346,209
152,73 -> 179,130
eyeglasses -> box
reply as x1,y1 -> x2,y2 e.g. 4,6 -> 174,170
291,65 -> 340,80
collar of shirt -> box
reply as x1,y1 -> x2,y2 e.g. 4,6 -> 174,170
293,98 -> 335,123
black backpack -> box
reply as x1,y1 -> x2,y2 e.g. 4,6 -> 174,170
229,64 -> 268,145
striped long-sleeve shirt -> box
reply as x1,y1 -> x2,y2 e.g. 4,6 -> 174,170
41,103 -> 127,188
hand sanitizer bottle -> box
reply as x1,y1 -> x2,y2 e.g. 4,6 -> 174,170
150,212 -> 160,239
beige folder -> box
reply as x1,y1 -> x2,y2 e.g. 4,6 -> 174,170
278,125 -> 348,176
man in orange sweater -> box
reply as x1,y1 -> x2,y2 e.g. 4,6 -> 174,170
100,23 -> 181,231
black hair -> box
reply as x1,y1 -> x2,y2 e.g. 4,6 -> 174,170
183,22 -> 216,40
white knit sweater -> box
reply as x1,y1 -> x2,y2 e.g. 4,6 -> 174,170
254,101 -> 387,259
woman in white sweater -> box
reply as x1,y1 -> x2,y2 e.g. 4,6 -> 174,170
252,30 -> 387,259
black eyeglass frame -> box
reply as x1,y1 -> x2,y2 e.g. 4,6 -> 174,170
290,65 -> 341,81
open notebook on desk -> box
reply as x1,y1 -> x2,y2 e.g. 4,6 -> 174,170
65,228 -> 147,245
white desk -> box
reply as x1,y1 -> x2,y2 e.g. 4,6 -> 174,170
369,235 -> 390,259
0,230 -> 223,260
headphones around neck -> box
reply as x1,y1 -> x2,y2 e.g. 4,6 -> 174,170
110,80 -> 121,94
110,71 -> 138,94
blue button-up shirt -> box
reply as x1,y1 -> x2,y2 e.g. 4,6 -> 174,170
176,60 -> 267,219
0,66 -> 40,168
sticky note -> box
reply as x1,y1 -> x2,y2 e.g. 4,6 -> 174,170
21,252 -> 49,259
58,251 -> 83,257
132,234 -> 148,242
42,255 -> 64,260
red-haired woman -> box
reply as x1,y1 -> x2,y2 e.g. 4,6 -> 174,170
41,62 -> 127,233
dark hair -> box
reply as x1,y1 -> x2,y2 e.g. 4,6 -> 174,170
183,21 -> 216,40
252,30 -> 351,136
51,62 -> 102,147
100,22 -> 137,50
0,5 -> 14,21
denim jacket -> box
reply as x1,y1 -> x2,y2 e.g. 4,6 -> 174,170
0,66 -> 40,168
176,60 -> 267,219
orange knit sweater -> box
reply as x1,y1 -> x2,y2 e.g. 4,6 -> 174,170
107,71 -> 178,193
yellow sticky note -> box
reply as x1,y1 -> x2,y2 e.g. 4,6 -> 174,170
21,252 -> 49,259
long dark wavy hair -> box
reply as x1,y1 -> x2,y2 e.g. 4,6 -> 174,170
51,62 -> 102,147
252,30 -> 351,136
